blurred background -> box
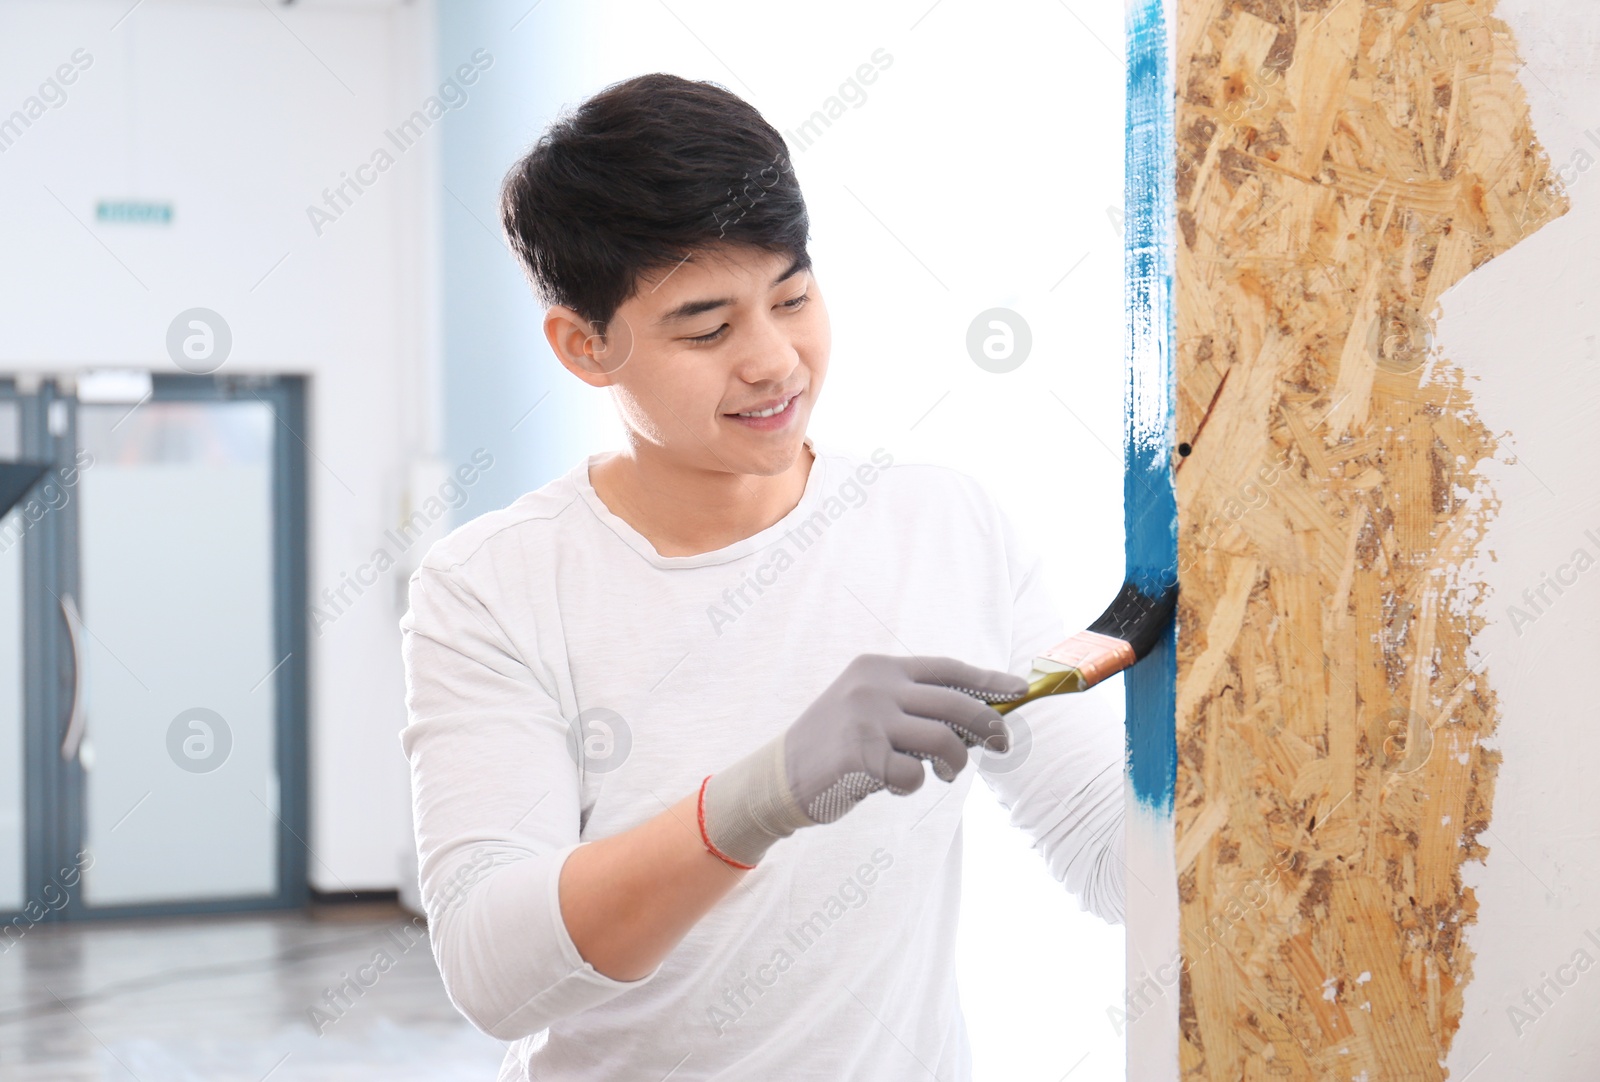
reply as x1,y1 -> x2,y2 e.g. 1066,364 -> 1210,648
0,0 -> 1128,1077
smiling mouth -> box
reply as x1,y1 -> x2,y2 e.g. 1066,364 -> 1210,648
728,393 -> 799,419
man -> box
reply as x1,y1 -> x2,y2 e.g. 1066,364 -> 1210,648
400,72 -> 1124,1081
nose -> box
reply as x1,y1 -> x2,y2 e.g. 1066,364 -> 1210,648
731,307 -> 799,386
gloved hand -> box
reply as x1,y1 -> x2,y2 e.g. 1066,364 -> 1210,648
698,654 -> 1027,868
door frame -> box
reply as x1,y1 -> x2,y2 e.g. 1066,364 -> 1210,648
5,372 -> 309,926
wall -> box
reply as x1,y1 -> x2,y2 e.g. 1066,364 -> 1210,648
0,0 -> 439,892
434,1 -> 616,524
1443,3 -> 1600,1077
1126,0 -> 1600,1078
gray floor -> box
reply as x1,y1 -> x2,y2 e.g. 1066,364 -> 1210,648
0,902 -> 509,1081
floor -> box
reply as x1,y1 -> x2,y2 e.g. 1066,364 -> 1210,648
0,901 -> 509,1081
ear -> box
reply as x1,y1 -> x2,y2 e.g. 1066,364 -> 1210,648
543,305 -> 633,387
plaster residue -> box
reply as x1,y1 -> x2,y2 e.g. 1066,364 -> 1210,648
1168,0 -> 1567,1078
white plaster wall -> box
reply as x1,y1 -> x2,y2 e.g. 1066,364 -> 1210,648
1125,805 -> 1180,1081
0,0 -> 440,893
1441,4 -> 1600,1079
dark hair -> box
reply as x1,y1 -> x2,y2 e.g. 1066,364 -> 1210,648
500,73 -> 811,328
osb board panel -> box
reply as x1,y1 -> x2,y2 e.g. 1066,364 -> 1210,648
1171,0 -> 1567,1078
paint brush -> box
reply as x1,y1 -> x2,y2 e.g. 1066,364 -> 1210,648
985,580 -> 1177,715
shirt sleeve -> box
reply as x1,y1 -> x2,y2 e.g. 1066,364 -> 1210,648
398,560 -> 662,1042
974,494 -> 1128,926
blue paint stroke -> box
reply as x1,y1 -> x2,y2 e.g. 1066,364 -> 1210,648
1124,0 -> 1178,814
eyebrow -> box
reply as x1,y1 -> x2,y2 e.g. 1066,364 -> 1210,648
655,254 -> 809,325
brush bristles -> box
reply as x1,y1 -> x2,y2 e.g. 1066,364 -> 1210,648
1085,579 -> 1178,660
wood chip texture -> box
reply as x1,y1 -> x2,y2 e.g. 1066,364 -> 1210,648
1172,0 -> 1567,1077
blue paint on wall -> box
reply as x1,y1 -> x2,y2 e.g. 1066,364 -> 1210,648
1124,0 -> 1178,814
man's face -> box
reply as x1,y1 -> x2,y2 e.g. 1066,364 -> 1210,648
589,244 -> 829,478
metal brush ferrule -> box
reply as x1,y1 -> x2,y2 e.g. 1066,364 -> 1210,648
1040,630 -> 1136,688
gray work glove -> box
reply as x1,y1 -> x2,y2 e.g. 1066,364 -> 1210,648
699,654 -> 1027,867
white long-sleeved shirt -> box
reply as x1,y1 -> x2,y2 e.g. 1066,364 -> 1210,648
398,436 -> 1126,1081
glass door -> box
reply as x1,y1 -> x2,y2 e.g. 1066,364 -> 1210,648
0,373 -> 308,925
75,388 -> 280,907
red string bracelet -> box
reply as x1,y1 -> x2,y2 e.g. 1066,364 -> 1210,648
697,775 -> 757,871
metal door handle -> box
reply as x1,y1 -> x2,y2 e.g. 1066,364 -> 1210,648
59,593 -> 86,763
